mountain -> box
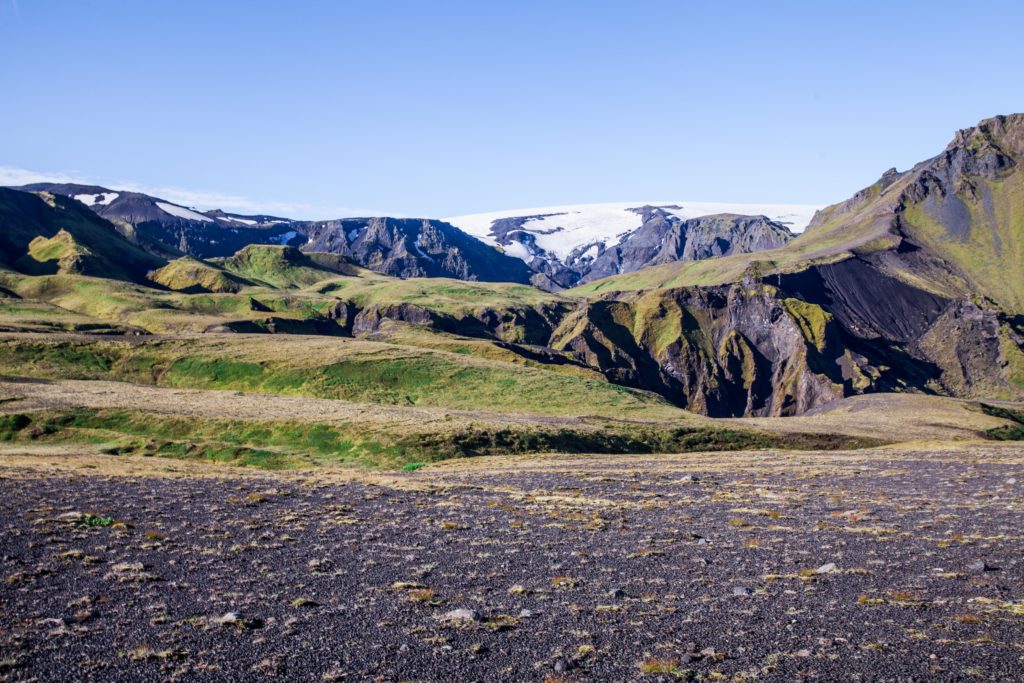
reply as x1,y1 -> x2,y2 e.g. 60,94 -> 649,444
3,115 -> 1021,419
11,184 -> 535,285
0,188 -> 164,282
446,201 -> 818,288
295,217 -> 535,284
14,182 -> 300,258
563,114 -> 1024,413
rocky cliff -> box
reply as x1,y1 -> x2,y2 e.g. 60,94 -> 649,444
296,217 -> 535,284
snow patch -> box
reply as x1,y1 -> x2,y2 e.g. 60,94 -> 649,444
155,201 -> 213,223
501,240 -> 532,261
74,192 -> 118,207
412,233 -> 435,262
220,215 -> 257,226
446,201 -> 821,264
272,230 -> 299,245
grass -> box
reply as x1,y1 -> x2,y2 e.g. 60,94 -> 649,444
0,405 -> 879,471
639,657 -> 693,679
980,403 -> 1024,440
0,335 -> 685,418
76,513 -> 114,527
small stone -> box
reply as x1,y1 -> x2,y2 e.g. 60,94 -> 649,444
608,588 -> 625,599
815,562 -> 837,574
732,586 -> 751,597
440,608 -> 478,623
552,658 -> 569,673
518,609 -> 535,619
679,653 -> 694,665
795,649 -> 812,657
398,644 -> 409,653
218,612 -> 242,626
697,538 -> 708,545
700,647 -> 717,657
968,559 -> 993,572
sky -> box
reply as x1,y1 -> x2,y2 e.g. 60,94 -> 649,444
1,0 -> 1022,219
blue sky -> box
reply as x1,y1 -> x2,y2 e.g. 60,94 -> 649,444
1,0 -> 1022,218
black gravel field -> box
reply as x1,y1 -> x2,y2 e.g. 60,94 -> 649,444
1,445 -> 1022,682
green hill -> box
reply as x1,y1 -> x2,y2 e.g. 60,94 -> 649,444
0,189 -> 164,283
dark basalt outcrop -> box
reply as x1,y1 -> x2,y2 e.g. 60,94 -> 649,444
579,210 -> 794,285
296,217 -> 535,284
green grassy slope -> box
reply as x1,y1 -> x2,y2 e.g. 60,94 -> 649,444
0,334 -> 686,418
0,189 -> 164,282
570,115 -> 1024,309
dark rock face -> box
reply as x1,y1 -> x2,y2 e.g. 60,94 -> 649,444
580,210 -> 794,284
13,183 -> 298,259
296,217 -> 535,284
12,185 -> 535,285
0,188 -> 164,283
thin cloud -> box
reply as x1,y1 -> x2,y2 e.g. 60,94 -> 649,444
0,166 -> 390,219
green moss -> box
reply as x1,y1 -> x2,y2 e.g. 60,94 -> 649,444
782,298 -> 831,352
980,403 -> 1024,440
0,405 -> 884,472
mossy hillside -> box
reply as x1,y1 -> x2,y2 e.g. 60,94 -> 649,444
980,403 -> 1024,440
148,257 -> 253,293
782,298 -> 832,352
902,174 -> 1024,314
220,245 -> 350,289
0,407 -> 886,471
0,189 -> 164,282
317,276 -> 563,317
0,257 -> 563,337
0,299 -> 131,334
361,321 -> 609,382
0,271 -> 343,334
0,335 -> 686,418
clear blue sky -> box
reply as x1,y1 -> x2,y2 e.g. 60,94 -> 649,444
1,0 -> 1022,218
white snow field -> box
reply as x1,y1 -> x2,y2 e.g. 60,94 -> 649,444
155,201 -> 214,223
446,201 -> 821,262
73,192 -> 119,207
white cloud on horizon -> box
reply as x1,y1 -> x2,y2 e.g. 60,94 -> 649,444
0,166 -> 391,220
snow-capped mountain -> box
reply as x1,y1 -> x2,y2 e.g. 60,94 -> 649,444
446,201 -> 821,288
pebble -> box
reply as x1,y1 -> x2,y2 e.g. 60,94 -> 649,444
732,586 -> 751,597
968,559 -> 995,572
440,608 -> 478,623
552,658 -> 569,673
608,588 -> 625,599
815,562 -> 837,574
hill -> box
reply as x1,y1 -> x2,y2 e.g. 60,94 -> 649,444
0,188 -> 164,283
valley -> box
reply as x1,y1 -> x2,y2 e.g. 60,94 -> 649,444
1,114 -> 1024,682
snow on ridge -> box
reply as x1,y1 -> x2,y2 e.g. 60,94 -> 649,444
74,192 -> 118,207
155,201 -> 214,223
220,215 -> 258,226
446,201 -> 822,262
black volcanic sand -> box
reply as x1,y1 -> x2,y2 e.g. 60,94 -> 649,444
1,446 -> 1023,682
